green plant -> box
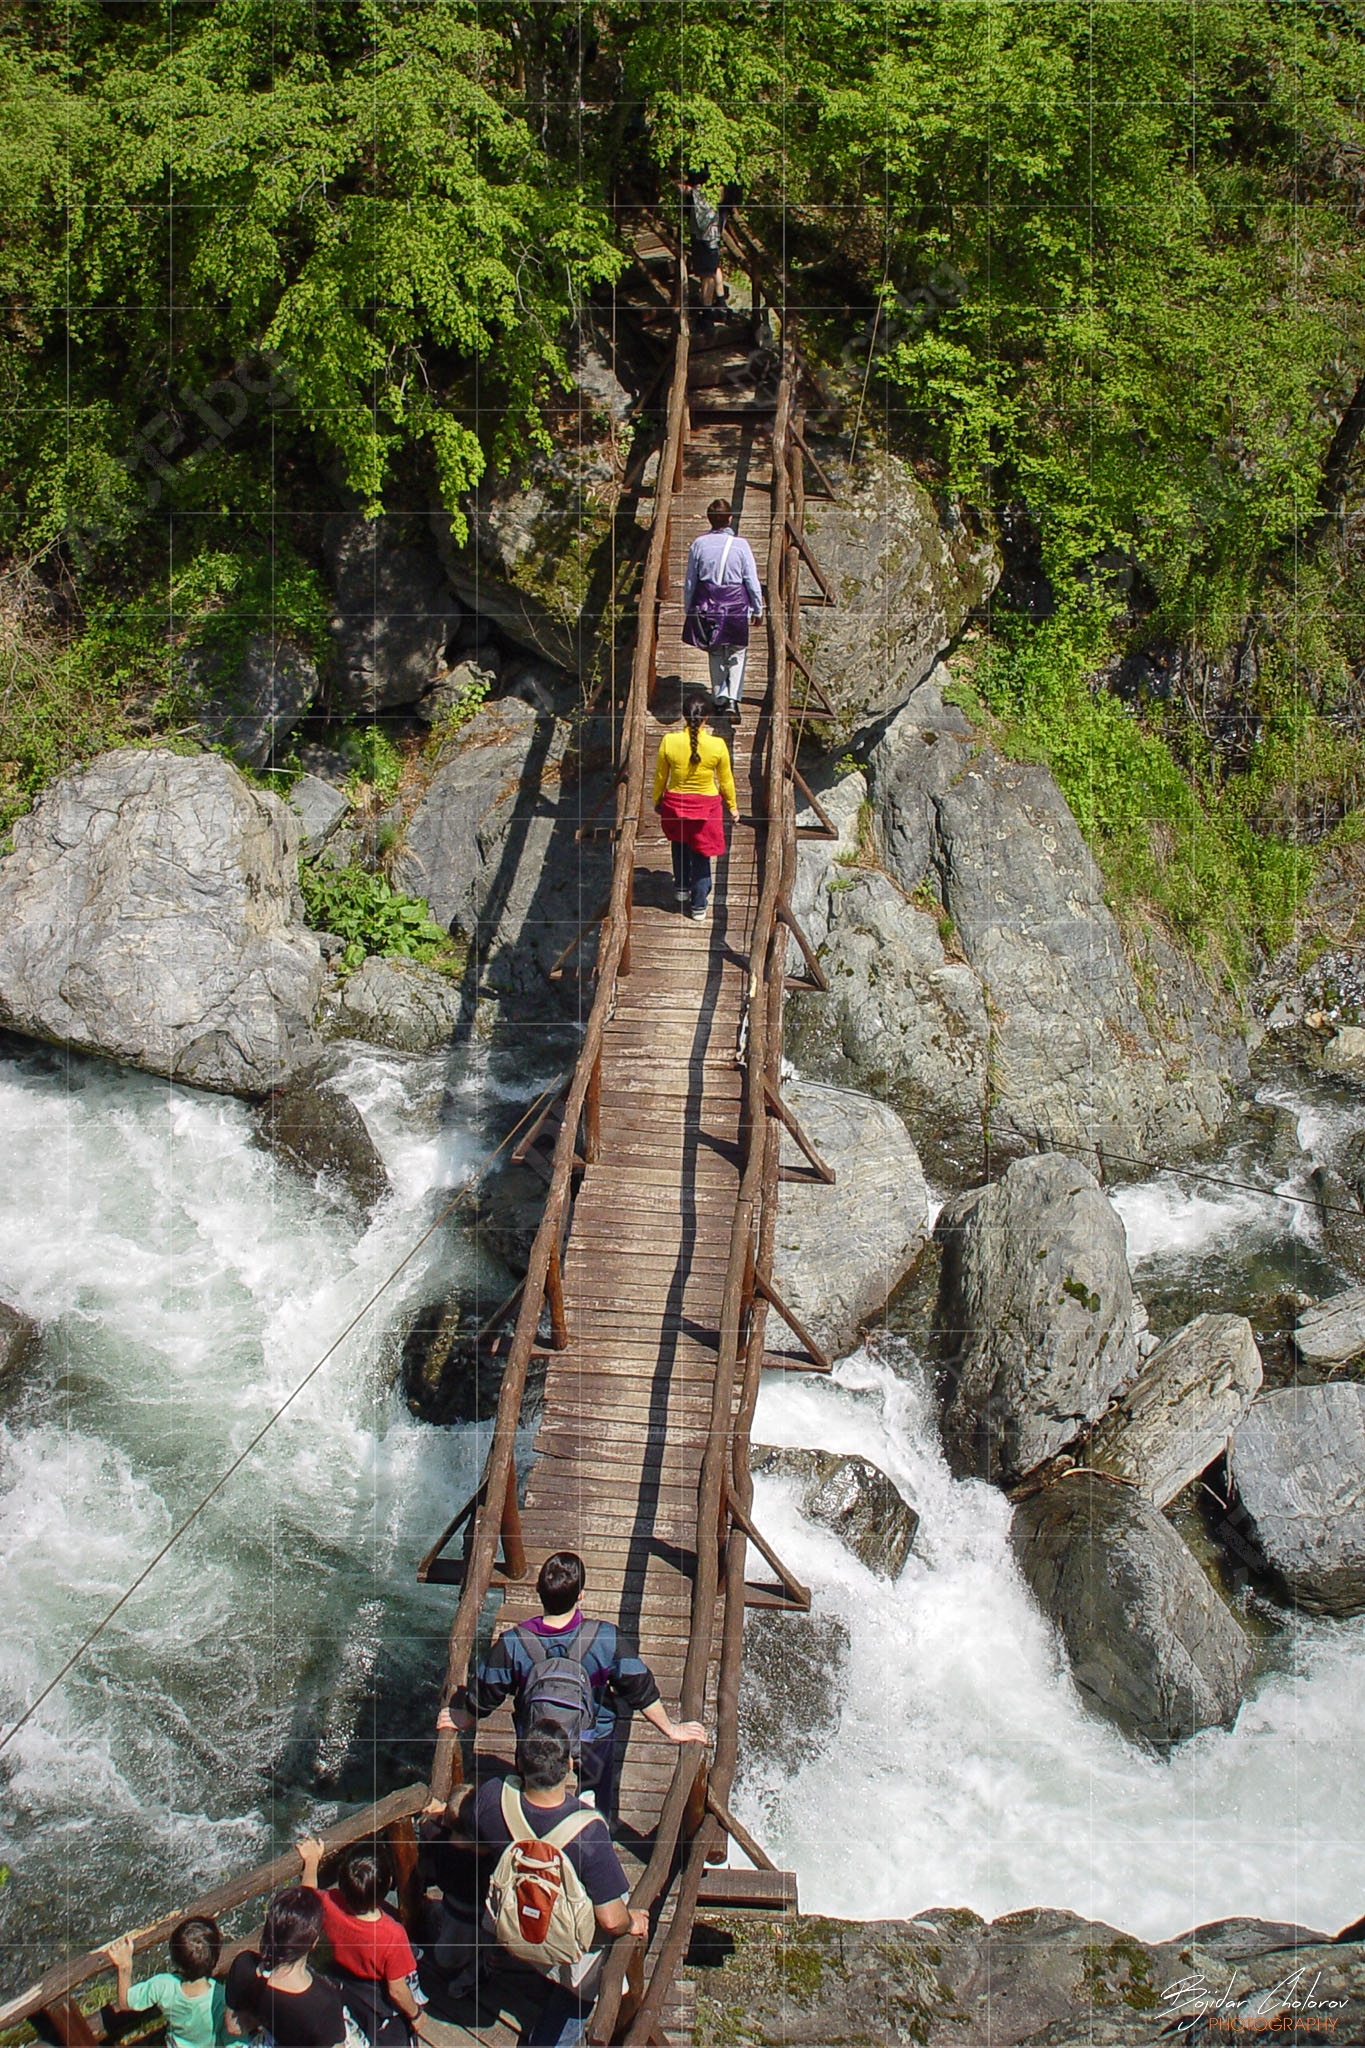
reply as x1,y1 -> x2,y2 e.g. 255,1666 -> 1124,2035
425,667 -> 493,751
343,727 -> 405,803
299,860 -> 453,973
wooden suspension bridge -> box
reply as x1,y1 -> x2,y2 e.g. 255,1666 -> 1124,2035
0,225 -> 844,2048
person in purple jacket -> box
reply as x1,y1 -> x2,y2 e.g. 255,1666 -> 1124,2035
682,498 -> 764,723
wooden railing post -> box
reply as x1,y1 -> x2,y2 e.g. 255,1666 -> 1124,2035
585,1047 -> 602,1163
384,1815 -> 424,1934
546,1238 -> 570,1351
500,1463 -> 528,1581
33,2002 -> 98,2048
620,870 -> 633,976
682,1755 -> 709,1844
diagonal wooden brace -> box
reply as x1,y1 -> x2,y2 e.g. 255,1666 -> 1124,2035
548,897 -> 611,980
785,518 -> 835,603
777,893 -> 829,993
705,1786 -> 779,1872
764,1079 -> 836,1184
727,1487 -> 811,1611
511,1081 -> 569,1166
784,635 -> 837,718
753,1271 -> 834,1374
790,422 -> 840,502
787,757 -> 839,840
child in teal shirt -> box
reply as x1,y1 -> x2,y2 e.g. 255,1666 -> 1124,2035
104,1919 -> 227,2048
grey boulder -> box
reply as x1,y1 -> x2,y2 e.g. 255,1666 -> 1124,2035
753,1446 -> 919,1577
257,1067 -> 388,1210
320,956 -> 465,1054
0,750 -> 322,1095
1012,1472 -> 1251,1749
1085,1312 -> 1263,1506
937,1153 -> 1136,1487
1294,1286 -> 1365,1367
288,774 -> 350,852
798,454 -> 999,723
326,516 -> 463,711
394,697 -> 610,1000
738,1610 -> 850,1773
1230,1384 -> 1365,1614
187,633 -> 318,769
770,1078 -> 931,1359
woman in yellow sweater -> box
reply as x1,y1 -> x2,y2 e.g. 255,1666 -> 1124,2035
652,690 -> 739,921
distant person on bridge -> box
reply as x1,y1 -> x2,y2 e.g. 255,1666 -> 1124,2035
653,689 -> 739,923
472,1722 -> 648,2047
437,1551 -> 706,1817
682,498 -> 764,719
680,167 -> 724,335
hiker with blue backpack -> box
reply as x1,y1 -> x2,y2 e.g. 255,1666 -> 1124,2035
436,1552 -> 705,1821
682,497 -> 764,723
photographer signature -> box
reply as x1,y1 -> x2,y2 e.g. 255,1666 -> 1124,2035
1162,1967 -> 1350,2026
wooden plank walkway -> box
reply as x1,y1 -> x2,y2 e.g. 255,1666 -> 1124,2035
469,417 -> 774,2041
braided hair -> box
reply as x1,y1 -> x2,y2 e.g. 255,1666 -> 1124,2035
684,689 -> 711,769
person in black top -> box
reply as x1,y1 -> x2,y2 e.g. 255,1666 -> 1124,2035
417,1786 -> 490,2011
224,1887 -> 346,2048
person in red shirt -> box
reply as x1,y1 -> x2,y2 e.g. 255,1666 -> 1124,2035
297,1838 -> 432,2047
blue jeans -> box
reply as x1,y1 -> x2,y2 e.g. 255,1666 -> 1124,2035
671,841 -> 712,911
525,1983 -> 593,2046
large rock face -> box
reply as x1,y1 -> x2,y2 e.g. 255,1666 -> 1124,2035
1230,1385 -> 1365,1614
798,453 -> 999,724
394,697 -> 610,1000
0,750 -> 322,1094
326,516 -> 464,712
770,1079 -> 931,1358
1085,1313 -> 1263,1507
937,1154 -> 1136,1486
868,682 -> 1239,1163
787,670 -> 1240,1175
688,1908 -> 1359,2046
753,1446 -> 919,1577
1012,1473 -> 1252,1749
738,1611 -> 850,1773
0,1301 -> 39,1387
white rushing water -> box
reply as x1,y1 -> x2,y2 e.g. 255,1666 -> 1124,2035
0,1040 -> 516,1985
737,1078 -> 1365,1942
740,1350 -> 1365,1940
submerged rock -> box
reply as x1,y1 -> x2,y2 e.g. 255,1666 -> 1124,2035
0,1301 -> 39,1385
0,749 -> 322,1095
402,1297 -> 507,1422
1011,1472 -> 1251,1749
753,1446 -> 919,1578
256,1068 -> 388,1210
1085,1313 -> 1263,1507
769,1079 -> 931,1358
320,956 -> 465,1054
1230,1384 -> 1365,1615
737,1610 -> 850,1771
937,1153 -> 1136,1487
1294,1286 -> 1365,1367
1313,1165 -> 1365,1277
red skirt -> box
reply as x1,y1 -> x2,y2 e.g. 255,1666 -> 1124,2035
659,790 -> 726,857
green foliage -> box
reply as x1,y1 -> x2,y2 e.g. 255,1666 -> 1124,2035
342,727 -> 405,803
425,666 -> 493,752
966,598 -> 1315,970
298,860 -> 453,973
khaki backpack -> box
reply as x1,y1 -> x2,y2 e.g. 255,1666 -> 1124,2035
487,1779 -> 600,1971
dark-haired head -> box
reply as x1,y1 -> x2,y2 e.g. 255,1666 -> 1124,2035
260,1887 -> 322,1971
707,497 -> 732,529
686,166 -> 710,187
537,1551 -> 585,1616
338,1841 -> 392,1916
169,1917 -> 221,1980
519,1720 -> 574,1792
684,688 -> 711,767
